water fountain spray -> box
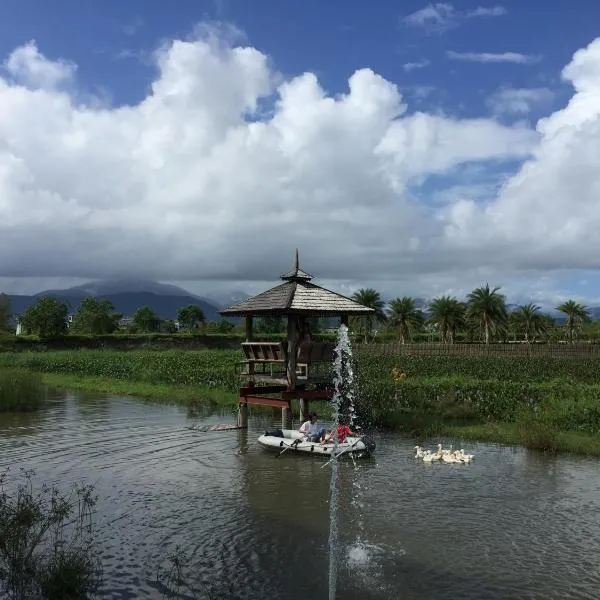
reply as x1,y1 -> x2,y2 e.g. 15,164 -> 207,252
328,323 -> 353,600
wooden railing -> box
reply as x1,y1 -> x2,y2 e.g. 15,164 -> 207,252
238,340 -> 335,381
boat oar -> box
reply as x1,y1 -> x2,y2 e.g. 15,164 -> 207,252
275,438 -> 302,458
320,436 -> 365,469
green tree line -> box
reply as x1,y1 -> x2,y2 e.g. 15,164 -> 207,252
350,286 -> 593,344
2,296 -> 236,338
0,287 -> 596,343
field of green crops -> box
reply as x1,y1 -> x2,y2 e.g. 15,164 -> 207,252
2,348 -> 600,444
0,349 -> 242,393
355,351 -> 600,383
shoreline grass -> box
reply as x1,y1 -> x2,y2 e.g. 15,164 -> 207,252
38,373 -> 600,456
377,410 -> 600,457
38,372 -> 239,407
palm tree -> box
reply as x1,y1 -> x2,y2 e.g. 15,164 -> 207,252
351,288 -> 387,342
427,296 -> 466,344
556,300 -> 590,343
507,310 -> 520,342
387,297 -> 424,344
512,303 -> 547,343
466,284 -> 507,344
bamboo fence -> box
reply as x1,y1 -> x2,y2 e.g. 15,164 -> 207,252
358,342 -> 600,359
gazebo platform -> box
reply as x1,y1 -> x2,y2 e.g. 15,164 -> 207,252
220,250 -> 374,428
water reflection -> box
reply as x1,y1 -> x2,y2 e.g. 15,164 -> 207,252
0,389 -> 599,599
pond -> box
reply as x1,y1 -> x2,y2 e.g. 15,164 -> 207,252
1,389 -> 599,599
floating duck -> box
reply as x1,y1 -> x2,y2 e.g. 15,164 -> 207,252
414,444 -> 475,464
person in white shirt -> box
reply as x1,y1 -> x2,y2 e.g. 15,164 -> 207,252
299,412 -> 325,442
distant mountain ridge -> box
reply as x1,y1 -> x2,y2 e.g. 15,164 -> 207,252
7,279 -> 224,321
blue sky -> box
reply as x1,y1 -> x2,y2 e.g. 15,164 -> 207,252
1,1 -> 600,306
1,0 -> 592,114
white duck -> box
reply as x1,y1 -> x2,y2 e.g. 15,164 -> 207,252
456,449 -> 475,462
422,450 -> 437,462
414,446 -> 426,459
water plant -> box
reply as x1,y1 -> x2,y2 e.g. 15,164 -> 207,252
0,468 -> 101,600
155,547 -> 227,599
0,369 -> 45,412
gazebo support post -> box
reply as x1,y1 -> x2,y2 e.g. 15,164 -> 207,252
236,316 -> 253,429
299,398 -> 309,423
283,315 -> 298,430
297,315 -> 309,422
237,402 -> 248,429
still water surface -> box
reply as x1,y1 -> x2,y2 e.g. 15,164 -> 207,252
1,389 -> 600,599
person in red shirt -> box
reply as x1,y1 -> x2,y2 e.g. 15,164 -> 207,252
320,421 -> 356,445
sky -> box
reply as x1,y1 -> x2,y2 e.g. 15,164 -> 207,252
1,0 -> 600,307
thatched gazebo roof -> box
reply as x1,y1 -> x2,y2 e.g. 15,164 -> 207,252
219,251 -> 375,318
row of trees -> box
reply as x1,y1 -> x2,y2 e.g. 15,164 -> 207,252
7,296 -> 235,338
351,286 -> 592,344
1,286 -> 594,344
0,293 -> 10,333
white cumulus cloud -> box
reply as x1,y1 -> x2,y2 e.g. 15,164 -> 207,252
1,27 -> 599,304
3,41 -> 76,89
443,38 -> 600,275
0,27 -> 538,289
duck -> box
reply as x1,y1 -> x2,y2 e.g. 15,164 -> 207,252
456,449 -> 475,462
411,443 -> 476,464
422,450 -> 437,462
414,446 -> 426,459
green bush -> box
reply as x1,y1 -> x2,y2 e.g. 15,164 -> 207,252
0,369 -> 45,412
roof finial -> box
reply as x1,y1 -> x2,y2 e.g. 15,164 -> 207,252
280,249 -> 313,282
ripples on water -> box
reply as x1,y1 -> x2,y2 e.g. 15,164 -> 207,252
1,390 -> 600,599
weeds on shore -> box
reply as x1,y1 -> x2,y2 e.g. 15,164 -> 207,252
0,468 -> 101,599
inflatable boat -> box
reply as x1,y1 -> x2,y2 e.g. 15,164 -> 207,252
258,429 -> 376,458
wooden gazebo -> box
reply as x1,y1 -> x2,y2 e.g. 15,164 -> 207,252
219,251 -> 375,428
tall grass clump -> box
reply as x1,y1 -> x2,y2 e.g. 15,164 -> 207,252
514,401 -> 559,453
0,469 -> 102,600
0,369 -> 45,412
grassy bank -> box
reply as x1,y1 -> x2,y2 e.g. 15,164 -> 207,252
38,373 -> 238,407
376,403 -> 600,456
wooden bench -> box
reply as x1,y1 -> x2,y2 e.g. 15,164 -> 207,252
239,342 -> 287,378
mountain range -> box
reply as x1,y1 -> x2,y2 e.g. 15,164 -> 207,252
6,279 -> 238,321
